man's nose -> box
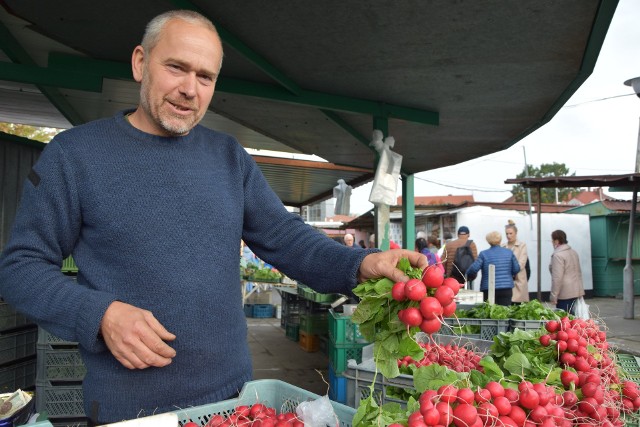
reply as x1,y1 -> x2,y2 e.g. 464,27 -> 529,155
179,73 -> 197,98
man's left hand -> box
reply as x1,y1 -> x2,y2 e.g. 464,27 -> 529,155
358,249 -> 429,284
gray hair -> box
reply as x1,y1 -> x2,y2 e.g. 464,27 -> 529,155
141,10 -> 223,64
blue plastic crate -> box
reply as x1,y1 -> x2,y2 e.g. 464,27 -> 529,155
252,304 -> 274,318
328,362 -> 347,404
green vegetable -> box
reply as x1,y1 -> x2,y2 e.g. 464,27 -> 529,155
351,258 -> 425,379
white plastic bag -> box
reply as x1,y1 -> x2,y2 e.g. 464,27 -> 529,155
574,297 -> 590,320
296,395 -> 338,427
368,130 -> 402,206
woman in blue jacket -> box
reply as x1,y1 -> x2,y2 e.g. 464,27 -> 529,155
466,231 -> 520,306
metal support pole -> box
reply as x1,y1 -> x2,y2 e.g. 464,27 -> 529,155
537,186 -> 542,302
624,190 -> 637,319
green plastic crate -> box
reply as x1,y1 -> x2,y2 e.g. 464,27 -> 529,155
299,312 -> 328,335
329,309 -> 367,345
285,323 -> 300,342
175,379 -> 355,426
329,340 -> 368,375
61,256 -> 78,273
297,284 -> 341,304
618,353 -> 640,383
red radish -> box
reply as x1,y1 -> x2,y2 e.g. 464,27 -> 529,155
443,277 -> 461,293
436,401 -> 453,426
477,402 -> 498,424
420,317 -> 442,335
561,390 -> 578,407
422,266 -> 444,288
405,279 -> 427,301
528,406 -> 548,423
438,384 -> 458,403
509,405 -> 526,427
420,297 -> 443,320
457,388 -> 475,405
503,387 -> 519,403
422,407 -> 440,426
453,403 -> 478,427
442,301 -> 457,317
545,320 -> 559,333
474,388 -> 492,404
493,396 -> 512,416
497,415 -> 518,427
391,282 -> 407,301
485,381 -> 505,398
402,307 -> 423,327
539,334 -> 551,346
184,423 -> 199,427
434,286 -> 455,306
518,388 -> 539,410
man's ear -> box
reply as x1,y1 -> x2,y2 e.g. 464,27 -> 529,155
131,45 -> 145,83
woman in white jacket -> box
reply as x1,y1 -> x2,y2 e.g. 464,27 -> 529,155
503,220 -> 529,304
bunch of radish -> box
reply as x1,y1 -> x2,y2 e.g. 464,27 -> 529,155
398,341 -> 483,373
391,377 -> 633,427
392,266 -> 461,335
183,403 -> 304,427
538,316 -> 640,421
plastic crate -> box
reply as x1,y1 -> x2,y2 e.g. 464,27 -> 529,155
299,312 -> 328,335
285,323 -> 300,342
297,285 -> 341,304
0,301 -> 34,333
328,363 -> 348,404
61,256 -> 78,273
509,319 -> 547,332
329,340 -> 368,374
252,304 -> 275,318
300,299 -> 331,314
37,328 -> 78,346
298,331 -> 319,352
0,356 -> 36,393
35,380 -> 85,418
175,379 -> 355,426
243,304 -> 254,317
36,345 -> 86,381
618,353 -> 640,384
343,334 -> 493,407
329,309 -> 367,345
0,327 -> 38,365
440,318 -> 509,340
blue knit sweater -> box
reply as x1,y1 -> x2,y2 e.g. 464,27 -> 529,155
0,111 -> 371,422
466,246 -> 520,291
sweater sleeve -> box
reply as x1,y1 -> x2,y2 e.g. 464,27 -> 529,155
0,140 -> 116,351
237,149 -> 376,295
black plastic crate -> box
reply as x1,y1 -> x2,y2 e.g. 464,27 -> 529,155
37,327 -> 79,346
0,327 -> 37,365
0,356 -> 36,393
0,301 -> 34,333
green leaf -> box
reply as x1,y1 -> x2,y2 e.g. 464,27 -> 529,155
478,356 -> 504,381
413,364 -> 461,393
503,353 -> 531,376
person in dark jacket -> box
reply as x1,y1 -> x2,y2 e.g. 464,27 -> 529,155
466,231 -> 520,306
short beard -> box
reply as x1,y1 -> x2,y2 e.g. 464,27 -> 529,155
140,72 -> 197,136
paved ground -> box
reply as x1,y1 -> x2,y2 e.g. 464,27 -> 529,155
586,296 -> 640,356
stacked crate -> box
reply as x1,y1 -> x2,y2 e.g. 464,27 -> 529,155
34,256 -> 89,427
297,286 -> 338,353
327,308 -> 369,403
0,300 -> 38,394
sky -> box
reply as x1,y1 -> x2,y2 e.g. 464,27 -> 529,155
347,0 -> 640,216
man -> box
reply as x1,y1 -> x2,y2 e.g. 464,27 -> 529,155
443,226 -> 478,279
0,10 -> 426,424
343,233 -> 355,247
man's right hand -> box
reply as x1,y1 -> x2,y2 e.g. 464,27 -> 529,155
100,301 -> 176,369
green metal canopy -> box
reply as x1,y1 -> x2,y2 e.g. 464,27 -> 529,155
0,0 -> 619,208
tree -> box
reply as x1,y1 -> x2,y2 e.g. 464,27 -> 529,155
510,162 -> 581,203
0,122 -> 62,143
